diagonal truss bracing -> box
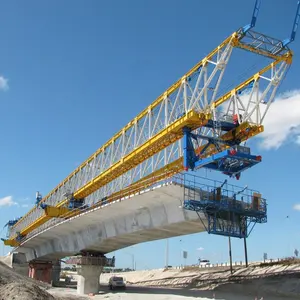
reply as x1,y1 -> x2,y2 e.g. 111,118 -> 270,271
8,31 -> 292,244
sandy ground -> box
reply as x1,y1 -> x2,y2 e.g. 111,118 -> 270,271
99,263 -> 300,299
47,285 -> 290,300
1,254 -> 300,300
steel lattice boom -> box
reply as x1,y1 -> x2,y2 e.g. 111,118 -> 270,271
3,0 -> 298,247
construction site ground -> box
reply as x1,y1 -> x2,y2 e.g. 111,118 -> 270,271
1,257 -> 300,300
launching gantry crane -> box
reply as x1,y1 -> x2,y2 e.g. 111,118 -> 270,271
2,0 -> 299,247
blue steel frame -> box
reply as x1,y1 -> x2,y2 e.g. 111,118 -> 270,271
183,198 -> 267,238
2,218 -> 22,239
39,196 -> 87,210
194,149 -> 261,177
179,173 -> 267,238
239,0 -> 300,53
183,126 -> 261,179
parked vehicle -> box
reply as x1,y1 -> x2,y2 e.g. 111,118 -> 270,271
199,259 -> 210,267
108,276 -> 126,290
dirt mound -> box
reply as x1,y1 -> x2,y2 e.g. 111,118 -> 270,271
0,281 -> 55,300
0,261 -> 40,285
0,260 -> 55,300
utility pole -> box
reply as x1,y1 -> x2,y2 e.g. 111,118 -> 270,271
244,237 -> 248,267
132,254 -> 135,270
165,238 -> 169,268
179,239 -> 182,266
228,237 -> 233,274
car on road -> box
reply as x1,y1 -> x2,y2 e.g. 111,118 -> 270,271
199,259 -> 210,267
108,276 -> 126,290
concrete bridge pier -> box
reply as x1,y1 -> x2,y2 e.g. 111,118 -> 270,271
11,252 -> 29,277
65,254 -> 115,295
27,259 -> 61,285
1,252 -> 29,277
28,260 -> 53,283
51,259 -> 61,286
77,265 -> 103,294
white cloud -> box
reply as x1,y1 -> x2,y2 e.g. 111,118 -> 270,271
258,90 -> 300,150
230,89 -> 300,150
21,204 -> 29,208
197,247 -> 204,251
0,76 -> 9,91
0,196 -> 17,207
293,204 -> 300,211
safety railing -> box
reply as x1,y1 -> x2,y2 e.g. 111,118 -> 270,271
172,172 -> 266,215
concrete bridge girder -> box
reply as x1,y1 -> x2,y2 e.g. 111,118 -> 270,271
17,184 -> 205,262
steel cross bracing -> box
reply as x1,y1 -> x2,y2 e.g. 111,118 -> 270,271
6,25 -> 293,245
236,29 -> 291,58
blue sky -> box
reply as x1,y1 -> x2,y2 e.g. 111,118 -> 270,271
1,0 -> 300,269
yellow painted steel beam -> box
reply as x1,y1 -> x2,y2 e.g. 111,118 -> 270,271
235,42 -> 283,60
19,215 -> 51,237
106,123 -> 264,202
73,111 -> 209,200
3,239 -> 20,247
6,214 -> 52,245
43,206 -> 71,217
7,207 -> 72,243
46,123 -> 265,223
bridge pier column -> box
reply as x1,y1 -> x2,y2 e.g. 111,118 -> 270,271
28,261 -> 53,284
77,265 -> 102,295
65,252 -> 115,295
51,260 -> 61,286
11,252 -> 29,277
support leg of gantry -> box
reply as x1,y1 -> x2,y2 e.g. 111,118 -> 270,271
77,265 -> 103,295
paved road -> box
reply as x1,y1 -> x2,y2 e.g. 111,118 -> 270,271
48,285 -> 287,300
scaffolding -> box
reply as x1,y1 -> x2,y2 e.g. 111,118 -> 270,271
174,173 -> 267,238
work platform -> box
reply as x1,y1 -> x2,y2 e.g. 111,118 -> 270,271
180,173 -> 267,238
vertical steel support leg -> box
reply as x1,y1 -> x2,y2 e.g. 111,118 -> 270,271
183,127 -> 192,171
